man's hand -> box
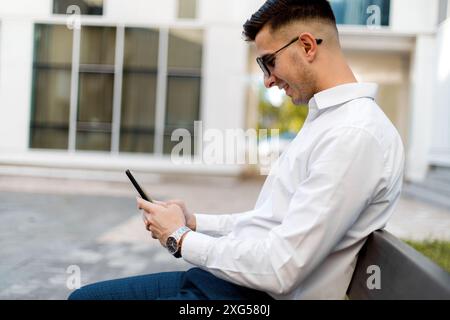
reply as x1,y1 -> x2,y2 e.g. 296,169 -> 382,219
163,199 -> 196,231
137,198 -> 186,247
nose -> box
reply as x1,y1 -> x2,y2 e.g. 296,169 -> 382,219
264,74 -> 276,88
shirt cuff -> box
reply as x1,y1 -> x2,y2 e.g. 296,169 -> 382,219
195,213 -> 226,234
181,231 -> 217,266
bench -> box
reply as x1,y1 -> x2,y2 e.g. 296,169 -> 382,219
347,230 -> 450,299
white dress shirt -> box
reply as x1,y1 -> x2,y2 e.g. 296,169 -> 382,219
181,82 -> 405,300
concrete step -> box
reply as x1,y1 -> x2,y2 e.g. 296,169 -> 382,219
403,182 -> 450,211
415,178 -> 450,198
427,167 -> 450,182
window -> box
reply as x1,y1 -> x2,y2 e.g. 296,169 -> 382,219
30,24 -> 72,149
177,0 -> 198,19
120,28 -> 159,153
164,29 -> 203,154
329,0 -> 390,26
76,26 -> 116,151
53,0 -> 103,15
30,24 -> 203,155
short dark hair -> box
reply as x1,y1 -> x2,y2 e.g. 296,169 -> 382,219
243,0 -> 337,41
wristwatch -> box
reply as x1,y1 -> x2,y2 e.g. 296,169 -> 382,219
166,226 -> 191,258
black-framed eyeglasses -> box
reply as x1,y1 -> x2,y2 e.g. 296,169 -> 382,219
256,37 -> 323,77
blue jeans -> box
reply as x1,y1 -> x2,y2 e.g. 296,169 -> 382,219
68,268 -> 274,300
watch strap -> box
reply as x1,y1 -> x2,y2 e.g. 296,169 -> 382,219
169,226 -> 191,257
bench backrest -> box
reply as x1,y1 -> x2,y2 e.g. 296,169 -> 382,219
347,230 -> 450,299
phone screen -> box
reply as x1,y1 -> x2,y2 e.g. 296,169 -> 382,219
125,169 -> 153,203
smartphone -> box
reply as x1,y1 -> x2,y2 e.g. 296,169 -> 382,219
125,169 -> 153,203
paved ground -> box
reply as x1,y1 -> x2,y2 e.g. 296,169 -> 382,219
0,174 -> 449,299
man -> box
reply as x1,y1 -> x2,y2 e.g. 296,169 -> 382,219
69,0 -> 404,300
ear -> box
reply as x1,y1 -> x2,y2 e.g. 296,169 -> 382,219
298,32 -> 318,61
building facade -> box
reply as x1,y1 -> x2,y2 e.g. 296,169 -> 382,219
0,0 -> 449,182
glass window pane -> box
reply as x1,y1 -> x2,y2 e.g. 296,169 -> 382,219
124,28 -> 159,69
120,73 -> 157,153
53,0 -> 103,15
163,77 -> 201,153
80,26 -> 116,65
329,0 -> 390,26
32,69 -> 71,124
165,29 -> 203,155
120,132 -> 155,154
76,132 -> 111,151
76,73 -> 113,151
120,28 -> 159,154
168,29 -> 203,69
165,77 -> 200,128
76,26 -> 115,152
78,73 -> 113,123
31,24 -> 72,150
121,74 -> 157,128
178,0 -> 197,19
34,24 -> 72,65
31,128 -> 69,149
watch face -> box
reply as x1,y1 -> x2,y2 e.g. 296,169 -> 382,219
166,237 -> 178,254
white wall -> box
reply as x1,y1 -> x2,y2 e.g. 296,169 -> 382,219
0,19 -> 34,152
106,0 -> 176,24
200,0 -> 263,25
430,18 -> 450,165
406,35 -> 437,182
390,0 -> 439,33
200,25 -> 248,163
0,0 -> 51,17
448,0 -> 450,18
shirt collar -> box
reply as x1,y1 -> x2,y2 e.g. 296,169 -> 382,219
309,82 -> 378,111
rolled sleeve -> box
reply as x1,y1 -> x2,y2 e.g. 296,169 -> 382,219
181,231 -> 217,266
194,211 -> 251,236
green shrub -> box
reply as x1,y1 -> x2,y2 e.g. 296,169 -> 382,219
404,239 -> 450,272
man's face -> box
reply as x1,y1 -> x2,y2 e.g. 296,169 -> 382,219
255,26 -> 317,105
